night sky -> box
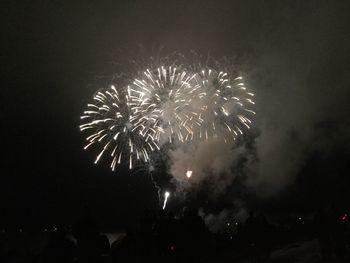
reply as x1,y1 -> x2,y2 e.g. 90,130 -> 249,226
2,0 -> 350,230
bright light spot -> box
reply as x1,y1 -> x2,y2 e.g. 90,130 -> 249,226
186,169 -> 193,178
162,191 -> 170,210
81,66 -> 256,172
342,213 -> 347,221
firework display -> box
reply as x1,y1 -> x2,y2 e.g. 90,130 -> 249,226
79,85 -> 159,170
129,66 -> 200,143
190,68 -> 256,142
80,57 -> 255,172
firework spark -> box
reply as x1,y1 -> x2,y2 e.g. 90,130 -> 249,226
80,55 -> 255,176
191,69 -> 255,142
80,85 -> 158,170
162,191 -> 170,210
186,169 -> 193,178
129,66 -> 201,143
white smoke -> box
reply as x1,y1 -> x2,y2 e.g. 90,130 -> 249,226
169,138 -> 250,194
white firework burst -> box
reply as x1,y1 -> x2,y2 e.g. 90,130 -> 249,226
191,68 -> 256,142
128,65 -> 201,143
80,85 -> 159,171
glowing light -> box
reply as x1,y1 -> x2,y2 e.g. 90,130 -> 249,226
162,191 -> 170,210
342,213 -> 347,221
80,55 -> 256,175
190,68 -> 255,142
80,85 -> 157,170
129,66 -> 201,143
186,169 -> 193,178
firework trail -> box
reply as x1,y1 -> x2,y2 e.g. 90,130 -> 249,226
80,85 -> 159,170
162,191 -> 170,210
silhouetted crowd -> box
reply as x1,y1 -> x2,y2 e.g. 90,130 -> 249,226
313,205 -> 349,261
0,205 -> 349,262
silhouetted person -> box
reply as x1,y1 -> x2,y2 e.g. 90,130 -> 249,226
244,211 -> 271,262
166,211 -> 178,250
256,212 -> 272,261
328,205 -> 346,260
313,205 -> 347,261
0,232 -> 7,263
154,209 -> 171,260
72,206 -> 101,263
41,228 -> 76,263
245,211 -> 258,247
177,208 -> 209,263
111,227 -> 138,262
139,208 -> 155,260
97,233 -> 110,257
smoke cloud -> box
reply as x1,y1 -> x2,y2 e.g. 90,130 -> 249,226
169,139 -> 250,194
167,1 -> 350,206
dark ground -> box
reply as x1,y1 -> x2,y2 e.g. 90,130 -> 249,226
0,206 -> 349,263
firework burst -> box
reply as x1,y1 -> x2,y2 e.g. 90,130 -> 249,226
80,85 -> 159,170
190,68 -> 255,142
129,65 -> 201,143
80,53 -> 256,174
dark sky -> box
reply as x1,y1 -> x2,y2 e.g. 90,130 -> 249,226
1,0 -> 350,229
